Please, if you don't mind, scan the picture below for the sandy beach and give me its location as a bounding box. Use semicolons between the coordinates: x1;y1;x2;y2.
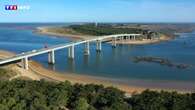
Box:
36;27;96;40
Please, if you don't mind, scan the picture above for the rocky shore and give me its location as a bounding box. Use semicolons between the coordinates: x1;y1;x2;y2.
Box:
133;56;191;69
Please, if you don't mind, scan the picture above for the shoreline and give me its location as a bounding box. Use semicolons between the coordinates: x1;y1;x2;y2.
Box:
1;50;195;95
36;26;173;44
0;50;145;94
114;34;172;45
36;27;96;40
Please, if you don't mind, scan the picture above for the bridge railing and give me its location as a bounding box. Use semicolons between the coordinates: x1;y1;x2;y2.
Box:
0;34;141;66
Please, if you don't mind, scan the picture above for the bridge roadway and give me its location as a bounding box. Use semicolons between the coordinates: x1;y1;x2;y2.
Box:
0;34;141;70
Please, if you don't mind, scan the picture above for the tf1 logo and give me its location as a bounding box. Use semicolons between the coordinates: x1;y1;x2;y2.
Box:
5;5;17;10
5;5;30;11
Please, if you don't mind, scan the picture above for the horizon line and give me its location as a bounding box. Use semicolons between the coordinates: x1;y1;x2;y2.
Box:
0;22;195;24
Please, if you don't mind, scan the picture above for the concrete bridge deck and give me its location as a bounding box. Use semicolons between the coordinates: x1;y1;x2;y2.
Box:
0;34;141;69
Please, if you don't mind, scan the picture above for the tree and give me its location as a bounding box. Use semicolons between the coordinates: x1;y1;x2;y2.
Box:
108;102;131;110
0;79;194;110
75;98;89;110
12;103;24;110
0;104;9;110
48;88;69;108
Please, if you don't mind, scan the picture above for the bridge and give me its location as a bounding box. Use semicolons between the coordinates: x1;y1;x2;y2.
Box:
0;34;141;70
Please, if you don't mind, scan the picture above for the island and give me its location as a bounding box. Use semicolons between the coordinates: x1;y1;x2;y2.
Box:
36;23;179;45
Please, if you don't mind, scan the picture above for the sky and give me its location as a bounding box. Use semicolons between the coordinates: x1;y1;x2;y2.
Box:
0;0;195;23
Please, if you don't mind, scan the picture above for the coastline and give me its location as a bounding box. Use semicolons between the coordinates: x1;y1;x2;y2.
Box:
0;26;193;95
36;27;96;40
1;50;195;95
36;26;173;44
115;34;172;45
0;50;145;94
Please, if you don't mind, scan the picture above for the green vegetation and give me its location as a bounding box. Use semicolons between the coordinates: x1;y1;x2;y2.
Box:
45;24;160;39
0;79;195;110
46;23;195;39
69;24;145;36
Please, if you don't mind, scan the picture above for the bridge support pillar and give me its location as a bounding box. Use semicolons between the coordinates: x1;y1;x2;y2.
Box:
122;36;125;43
112;37;117;48
96;40;102;52
68;45;75;59
122;36;125;42
131;35;134;40
133;35;136;40
119;37;121;40
127;36;130;40
22;57;28;70
84;42;90;55
48;50;55;64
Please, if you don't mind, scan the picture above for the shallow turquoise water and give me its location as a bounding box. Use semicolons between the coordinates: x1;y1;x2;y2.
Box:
0;24;195;82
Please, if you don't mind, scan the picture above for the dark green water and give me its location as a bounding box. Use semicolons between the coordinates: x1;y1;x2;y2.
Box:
0;24;195;83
